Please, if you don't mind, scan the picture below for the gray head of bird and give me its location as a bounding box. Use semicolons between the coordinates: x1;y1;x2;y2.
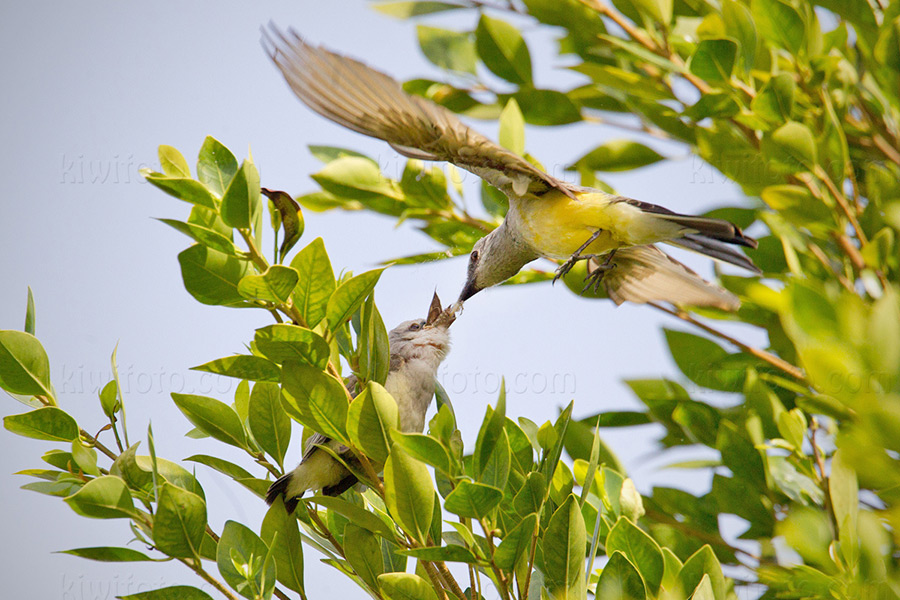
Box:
388;293;453;362
458;230;531;304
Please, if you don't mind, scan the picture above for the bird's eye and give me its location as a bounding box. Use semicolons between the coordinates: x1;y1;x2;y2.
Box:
470;250;479;261
409;322;421;331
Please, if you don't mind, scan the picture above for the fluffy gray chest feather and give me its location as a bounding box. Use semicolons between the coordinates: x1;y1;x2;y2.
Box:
385;358;438;434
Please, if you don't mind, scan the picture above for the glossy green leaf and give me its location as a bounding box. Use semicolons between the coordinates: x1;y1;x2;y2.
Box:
217;520;275;600
254;324;329;368
605;517;664;593
417;25;476;74
177;245;251;307
4;407;77;442
153;483;207;558
325;268;384;329
290;237;335;328
344;523;384;589
722;0;757;73
99;379;119;418
689;39;738;84
157;219;238;255
261;497;305;594
384;446;434;543
142;172;218;209
248;382;291;468
444;480;503;519
197;136;238;197
495;512;537;570
311;495;396;540
390;431;451;474
171;393;247;449
237;266;299;304
679;545;725;600
120;586;214;600
64;475;135;519
281;361;349;442
630;0;672;24
752;0;805;54
59;546;153;562
399;545;479;564
357;294;390;384
0;330;53;397
499;98;525;155
347;382;399;464
596;551;646;600
752;73;795;124
158;145;190;177
220;159;260;229
543;494;586;600
570;140;664;172
475;14;532;85
377;572;439;600
191;355;281;383
373;1;466;17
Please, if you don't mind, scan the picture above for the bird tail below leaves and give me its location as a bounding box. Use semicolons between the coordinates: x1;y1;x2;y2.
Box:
266;472;300;514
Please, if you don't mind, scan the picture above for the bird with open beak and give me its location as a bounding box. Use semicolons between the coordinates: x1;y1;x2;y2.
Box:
266;293;454;512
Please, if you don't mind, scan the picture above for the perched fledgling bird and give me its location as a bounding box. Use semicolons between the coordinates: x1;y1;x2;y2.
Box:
266;294;453;513
262;26;759;312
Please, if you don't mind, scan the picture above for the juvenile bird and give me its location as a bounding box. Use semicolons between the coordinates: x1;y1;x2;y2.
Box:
266;295;453;513
262;26;759;311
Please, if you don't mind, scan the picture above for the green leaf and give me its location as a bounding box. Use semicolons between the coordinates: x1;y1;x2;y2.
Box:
325;269;385;329
159;144;190;177
495;512;538;570
197;136;238;197
377;573;439;600
184;454;254;482
751;73;795;124
72;440;100;476
543;494;586;600
153;482;207;558
829;449;858;563
59;546;153;562
24;287;35;335
290;237;335;328
499;98;525;155
4;407;77;442
513;472;546;516
347;382;399;464
192;355;281;383
596;551;646;600
64;475;135;519
237;266;299;304
220;159;260;229
400;545;479;564
384;446;434;543
120;586;214;600
99;379;120;418
443;480;503;519
679;545;725;600
752;0;805;54
158;219;238;255
248;382;291;468
254;324;329;369
689;39;738;84
357;294;391;385
762;121;818;173
177;245;251;307
391;431;451;474
217;520;275;600
692;574;715;600
312;156;402;206
142;172;218;209
373;1;467;18
261;498;305;594
344;523;385;589
311;495;397;540
475;14;532;85
171;393;247;449
0;330;53;397
417;25;476;74
722;0;757;73
281;361;349;442
664;329;738;392
570;140;664;172
605;517;664;593
630;0;672;24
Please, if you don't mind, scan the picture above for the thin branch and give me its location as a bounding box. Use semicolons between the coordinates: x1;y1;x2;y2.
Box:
79;428;119;461
306;502;346;558
422;559;450;600
182;558;241;600
478;518;512;600
434;560;468;600
648;303;807;382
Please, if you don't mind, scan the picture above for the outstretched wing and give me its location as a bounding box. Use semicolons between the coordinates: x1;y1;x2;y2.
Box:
593;245;740;311
262;24;574;199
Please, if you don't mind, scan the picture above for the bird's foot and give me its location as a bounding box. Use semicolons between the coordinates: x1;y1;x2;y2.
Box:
552;229;605;285
581;250;618;294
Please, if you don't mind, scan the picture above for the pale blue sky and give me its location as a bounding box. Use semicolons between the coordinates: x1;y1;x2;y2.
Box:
0;2;758;597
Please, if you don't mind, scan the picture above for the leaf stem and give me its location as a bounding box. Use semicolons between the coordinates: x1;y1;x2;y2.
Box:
182;558;241;600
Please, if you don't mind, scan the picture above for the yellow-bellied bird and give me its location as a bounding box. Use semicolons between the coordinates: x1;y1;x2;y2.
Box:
262;26;759;312
266;295;453;513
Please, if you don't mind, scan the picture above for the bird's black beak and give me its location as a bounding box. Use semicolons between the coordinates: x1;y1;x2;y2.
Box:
458;279;480;303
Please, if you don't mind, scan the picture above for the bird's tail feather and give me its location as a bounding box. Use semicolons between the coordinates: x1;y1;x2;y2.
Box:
668;234;762;274
266;472;301;514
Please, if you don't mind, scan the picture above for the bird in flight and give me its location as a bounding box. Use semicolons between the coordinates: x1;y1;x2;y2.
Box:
262;25;759;311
